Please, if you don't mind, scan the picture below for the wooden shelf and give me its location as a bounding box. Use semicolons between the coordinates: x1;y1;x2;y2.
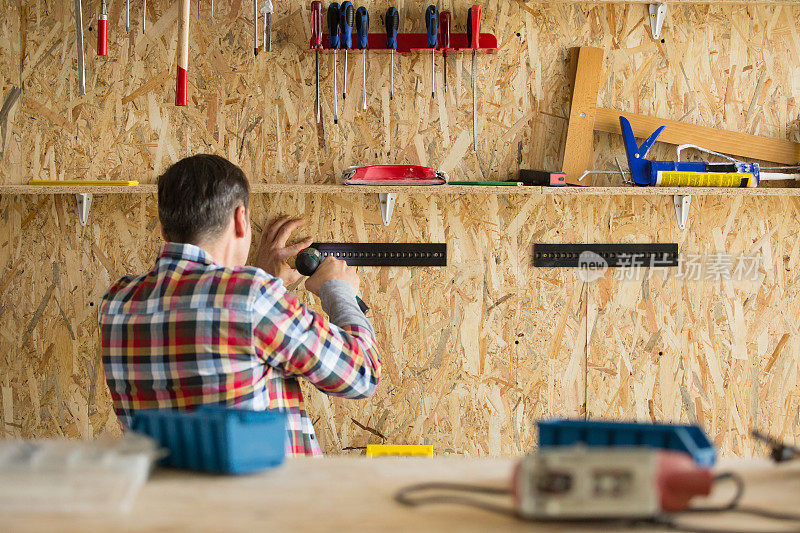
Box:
1;183;799;197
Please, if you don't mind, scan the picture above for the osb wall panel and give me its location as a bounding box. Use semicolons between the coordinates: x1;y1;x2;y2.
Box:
0;0;799;457
1;193;798;456
2;2;799;183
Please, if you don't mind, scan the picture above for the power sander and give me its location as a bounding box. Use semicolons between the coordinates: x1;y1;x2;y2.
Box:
296;248;369;313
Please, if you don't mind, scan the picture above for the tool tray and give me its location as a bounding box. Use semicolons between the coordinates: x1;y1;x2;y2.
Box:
130;407;286;474
538;419;716;467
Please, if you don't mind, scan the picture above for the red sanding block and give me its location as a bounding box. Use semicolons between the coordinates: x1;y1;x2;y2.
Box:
343;165;448;185
518;169;566;186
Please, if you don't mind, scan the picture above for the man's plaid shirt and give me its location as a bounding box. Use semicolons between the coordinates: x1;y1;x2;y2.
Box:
99;243;381;456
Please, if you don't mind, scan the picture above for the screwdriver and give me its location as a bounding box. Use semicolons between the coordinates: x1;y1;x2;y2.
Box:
356;6;368;111
467;5;481;150
126;0;130;31
311;1;323;123
440;11;451;93
340;2;354;100
97;0;108;56
327;3;340;124
263;0;273;52
253;0;259;56
385;7;398;101
425;5;438;99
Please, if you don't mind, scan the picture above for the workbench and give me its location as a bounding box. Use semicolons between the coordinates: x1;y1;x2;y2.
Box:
3;457;799;532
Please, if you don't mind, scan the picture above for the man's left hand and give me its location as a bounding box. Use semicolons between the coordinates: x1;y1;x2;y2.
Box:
255;216;313;286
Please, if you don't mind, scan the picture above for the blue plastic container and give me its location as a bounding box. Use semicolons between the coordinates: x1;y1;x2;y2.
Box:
538;419;716;467
130;407;286;474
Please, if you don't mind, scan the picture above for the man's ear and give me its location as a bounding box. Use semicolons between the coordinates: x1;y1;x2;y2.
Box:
233;205;248;238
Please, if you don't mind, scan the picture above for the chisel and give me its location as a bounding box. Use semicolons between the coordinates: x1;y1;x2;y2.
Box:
355;6;368;111
142;0;146;32
175;0;190;106
263;0;272;52
327;3;340;124
210;0;213;20
253;0;259;56
126;0;130;31
311;1;323;123
440;11;451;93
385;7;398;101
467;5;481;150
97;0;108;56
425;5;438;99
74;0;85;95
340;2;353;100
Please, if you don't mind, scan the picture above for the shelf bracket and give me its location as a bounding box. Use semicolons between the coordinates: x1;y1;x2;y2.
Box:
76;193;92;226
379;193;396;226
649;3;667;39
673;194;690;231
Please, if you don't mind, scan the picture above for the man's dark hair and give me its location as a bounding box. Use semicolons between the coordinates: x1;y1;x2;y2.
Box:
157;154;250;244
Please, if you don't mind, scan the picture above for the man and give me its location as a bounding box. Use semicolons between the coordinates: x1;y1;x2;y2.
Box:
98;154;380;456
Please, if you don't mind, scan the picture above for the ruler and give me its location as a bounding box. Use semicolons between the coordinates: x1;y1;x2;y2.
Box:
311;243;447;267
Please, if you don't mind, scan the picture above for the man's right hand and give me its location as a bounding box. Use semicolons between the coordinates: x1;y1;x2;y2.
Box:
305;256;361;297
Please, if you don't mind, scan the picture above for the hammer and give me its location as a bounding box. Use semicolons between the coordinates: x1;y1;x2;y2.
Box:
296;248;369;313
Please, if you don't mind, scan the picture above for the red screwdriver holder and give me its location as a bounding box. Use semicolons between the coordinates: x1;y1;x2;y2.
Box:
311;32;497;53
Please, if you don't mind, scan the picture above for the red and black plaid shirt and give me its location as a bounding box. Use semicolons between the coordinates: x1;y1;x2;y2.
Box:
99;243;381;456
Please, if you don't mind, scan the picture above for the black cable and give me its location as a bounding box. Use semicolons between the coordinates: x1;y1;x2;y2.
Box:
654;471;800;533
394;482;516;518
682;472;745;513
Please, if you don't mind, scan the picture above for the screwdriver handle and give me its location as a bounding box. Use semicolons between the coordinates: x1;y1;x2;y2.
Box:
440;11;451;50
355;6;368;49
310;1;323;49
385;7;398;49
97;0;108;56
425;5;438;49
340;1;353;49
327;3;340;48
467;4;481;49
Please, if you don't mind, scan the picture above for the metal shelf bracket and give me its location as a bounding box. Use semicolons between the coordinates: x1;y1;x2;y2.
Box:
649;3;667;39
379;193;396;226
76;193;92;226
674;194;690;231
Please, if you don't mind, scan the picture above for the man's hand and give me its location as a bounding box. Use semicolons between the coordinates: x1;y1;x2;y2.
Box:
254;216;313;285
305;256;361;297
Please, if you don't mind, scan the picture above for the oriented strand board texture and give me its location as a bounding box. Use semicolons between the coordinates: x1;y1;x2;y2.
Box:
1;193;799;457
0;1;799;456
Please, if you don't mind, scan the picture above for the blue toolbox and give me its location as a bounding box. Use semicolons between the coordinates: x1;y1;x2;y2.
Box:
538;419;716;467
130;407;286;474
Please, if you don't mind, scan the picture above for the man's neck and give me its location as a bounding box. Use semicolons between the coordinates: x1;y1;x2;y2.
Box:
192;239;239;268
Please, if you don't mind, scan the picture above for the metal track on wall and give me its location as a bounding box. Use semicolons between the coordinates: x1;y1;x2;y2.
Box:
311;243;447;267
533;244;678;268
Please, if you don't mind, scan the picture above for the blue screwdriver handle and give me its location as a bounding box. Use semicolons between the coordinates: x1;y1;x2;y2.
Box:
425;5;438;48
355;6;368;49
340;2;353;49
385;7;398;49
327;3;340;48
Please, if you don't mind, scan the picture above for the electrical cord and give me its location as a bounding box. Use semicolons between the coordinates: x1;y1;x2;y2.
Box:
394;472;800;533
393;482;516;518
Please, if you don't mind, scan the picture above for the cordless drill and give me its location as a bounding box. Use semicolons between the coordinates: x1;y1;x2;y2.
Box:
296;248;369;313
